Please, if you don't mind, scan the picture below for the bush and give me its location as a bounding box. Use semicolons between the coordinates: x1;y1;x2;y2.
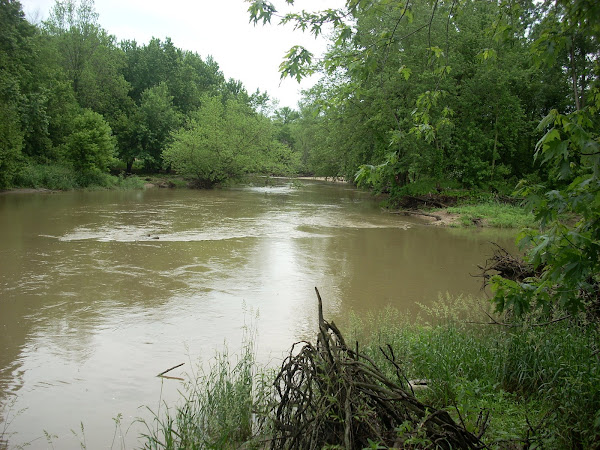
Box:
15;163;79;190
61;109;116;177
14;163;146;190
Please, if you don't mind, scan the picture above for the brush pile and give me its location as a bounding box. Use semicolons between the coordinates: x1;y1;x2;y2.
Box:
477;243;540;286
397;194;457;210
269;288;484;449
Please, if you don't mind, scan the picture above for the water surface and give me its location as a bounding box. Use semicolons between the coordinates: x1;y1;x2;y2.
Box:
0;181;514;448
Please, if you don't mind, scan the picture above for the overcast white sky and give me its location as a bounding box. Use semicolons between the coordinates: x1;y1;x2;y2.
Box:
19;0;344;109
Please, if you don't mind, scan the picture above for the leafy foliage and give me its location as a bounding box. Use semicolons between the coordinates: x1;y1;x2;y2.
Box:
1;0;302;189
490;1;600;318
164;96;290;187
492;106;600;317
60;108;115;178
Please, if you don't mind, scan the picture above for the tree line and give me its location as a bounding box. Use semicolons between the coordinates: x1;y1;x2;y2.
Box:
0;0;301;189
261;0;597;196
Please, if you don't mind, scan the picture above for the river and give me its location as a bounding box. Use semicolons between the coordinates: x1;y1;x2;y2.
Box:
0;180;514;448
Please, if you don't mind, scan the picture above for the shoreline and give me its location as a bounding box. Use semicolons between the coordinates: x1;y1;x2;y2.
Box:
0;188;58;195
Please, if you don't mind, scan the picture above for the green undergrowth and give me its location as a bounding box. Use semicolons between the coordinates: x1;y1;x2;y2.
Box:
347;295;600;448
139;295;600;449
12;163;146;190
384;178;537;229
441;202;537;228
142;174;189;188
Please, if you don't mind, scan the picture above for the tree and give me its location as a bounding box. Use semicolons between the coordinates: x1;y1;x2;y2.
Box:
44;0;130;128
273;106;300;148
135;82;182;171
44;0;99;97
61;108;115;178
0;0;36;188
164;96;270;187
164;94;296;186
248;0;548;190
491;0;600;318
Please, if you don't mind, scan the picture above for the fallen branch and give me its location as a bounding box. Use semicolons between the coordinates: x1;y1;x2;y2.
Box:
157;363;184;377
406;194;449;208
388;209;443;221
476;243;540;288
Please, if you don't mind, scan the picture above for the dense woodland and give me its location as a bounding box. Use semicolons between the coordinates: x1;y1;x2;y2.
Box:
1;0;597;194
271;0;598;194
0;0;302;189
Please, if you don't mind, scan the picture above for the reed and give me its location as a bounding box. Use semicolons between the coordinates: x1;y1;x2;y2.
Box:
140;331;267;449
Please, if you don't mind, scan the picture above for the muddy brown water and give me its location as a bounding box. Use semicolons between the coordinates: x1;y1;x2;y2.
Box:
0;180;515;448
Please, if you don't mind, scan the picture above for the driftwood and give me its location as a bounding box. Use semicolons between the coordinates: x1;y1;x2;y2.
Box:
157;362;184;378
270;288;485;449
388;209;444;221
477;243;540;288
396;194;457;210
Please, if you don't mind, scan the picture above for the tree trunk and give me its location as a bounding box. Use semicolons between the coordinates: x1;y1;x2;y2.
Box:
491;114;499;183
570;37;581;111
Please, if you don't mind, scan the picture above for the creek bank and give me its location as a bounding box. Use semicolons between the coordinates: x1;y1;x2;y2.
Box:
390;208;462;226
387;193;534;228
0;188;57;195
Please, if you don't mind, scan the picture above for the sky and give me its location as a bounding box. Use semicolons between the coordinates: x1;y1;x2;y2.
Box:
19;0;344;109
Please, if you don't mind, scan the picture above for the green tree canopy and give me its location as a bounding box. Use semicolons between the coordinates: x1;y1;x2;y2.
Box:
61;108;115;177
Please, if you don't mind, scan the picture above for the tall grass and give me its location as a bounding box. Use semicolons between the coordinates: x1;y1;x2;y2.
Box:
347;295;600;447
141;332;268;449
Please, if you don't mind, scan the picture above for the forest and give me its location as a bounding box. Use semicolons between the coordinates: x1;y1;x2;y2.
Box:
3;0;597;313
1;0;597;196
0;0;302;190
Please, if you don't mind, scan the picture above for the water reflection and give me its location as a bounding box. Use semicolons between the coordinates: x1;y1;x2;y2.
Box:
0;181;515;448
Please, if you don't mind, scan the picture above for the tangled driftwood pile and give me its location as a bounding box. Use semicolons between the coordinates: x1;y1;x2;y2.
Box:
269;288;484;449
397;194;456;210
477;243;540;286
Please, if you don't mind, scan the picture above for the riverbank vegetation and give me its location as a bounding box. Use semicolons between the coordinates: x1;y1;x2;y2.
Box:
2;0;597;201
145;0;600;447
441;201;537;228
141;294;600;449
1;0;302;191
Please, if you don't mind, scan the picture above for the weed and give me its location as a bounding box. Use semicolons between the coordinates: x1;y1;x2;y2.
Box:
141;332;265;449
346;296;600;447
443;202;537;228
13;164;146;190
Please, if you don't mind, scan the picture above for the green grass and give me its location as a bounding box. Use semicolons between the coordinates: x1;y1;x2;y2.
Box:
347;295;600;448
141;327;270;449
442;202;537;228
